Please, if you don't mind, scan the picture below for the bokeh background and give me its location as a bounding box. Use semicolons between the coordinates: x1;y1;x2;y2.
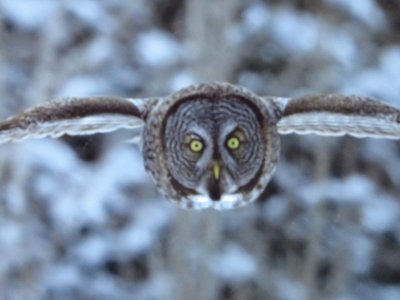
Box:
0;0;400;299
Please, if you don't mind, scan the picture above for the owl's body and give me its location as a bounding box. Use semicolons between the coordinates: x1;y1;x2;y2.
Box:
0;82;400;209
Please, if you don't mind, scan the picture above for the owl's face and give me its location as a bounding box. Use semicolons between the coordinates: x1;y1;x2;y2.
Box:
143;83;280;210
164;97;266;206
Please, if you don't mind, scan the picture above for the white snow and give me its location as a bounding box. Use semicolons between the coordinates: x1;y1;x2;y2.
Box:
361;194;400;233
275;276;307;300
270;8;319;55
84;37;115;67
327;0;385;29
65;0;107;29
297;175;377;206
169;72;195;91
18;140;80;173
349;234;374;274
242;2;270;33
116;223;154;255
335;175;376;203
73;236;111;266
98;144;149;185
263;195;290;224
211;243;256;282
0;223;22;251
57;76;110;97
323;30;358;69
136;30;181;67
341;46;400;104
0;0;58;29
45;264;81;289
134;201;173;232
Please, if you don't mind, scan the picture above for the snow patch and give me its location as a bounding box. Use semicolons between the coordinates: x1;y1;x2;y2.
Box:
169;72;195;91
58;76;110;97
116;223;153;255
323;30;358;68
65;0;107;28
341;46;400;104
46;264;81;289
263;195;290;224
73;236;111;266
242;2;270;33
327;0;385;29
270;8;319;55
136;30;181;67
350;235;374;274
211;243;256;282
361;195;399;233
0;0;57;29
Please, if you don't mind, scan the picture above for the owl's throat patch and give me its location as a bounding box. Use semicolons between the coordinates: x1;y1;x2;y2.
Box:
207;178;222;201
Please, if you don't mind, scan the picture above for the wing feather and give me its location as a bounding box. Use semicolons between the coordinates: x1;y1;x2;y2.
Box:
0;96;148;143
274;94;400;139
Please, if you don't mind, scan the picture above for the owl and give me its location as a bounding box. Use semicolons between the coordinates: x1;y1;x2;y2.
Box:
0;82;399;210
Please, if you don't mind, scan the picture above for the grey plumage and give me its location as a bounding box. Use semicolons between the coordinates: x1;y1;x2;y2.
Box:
1;82;400;209
0;97;148;143
142;82;280;209
276;94;400;138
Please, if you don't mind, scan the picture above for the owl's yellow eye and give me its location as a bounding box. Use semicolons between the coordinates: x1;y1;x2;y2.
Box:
189;139;204;153
226;136;240;150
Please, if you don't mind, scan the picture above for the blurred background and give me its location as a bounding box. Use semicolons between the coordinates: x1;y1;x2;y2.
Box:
0;0;400;299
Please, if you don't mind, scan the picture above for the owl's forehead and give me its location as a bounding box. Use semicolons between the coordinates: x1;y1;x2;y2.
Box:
169;96;261;123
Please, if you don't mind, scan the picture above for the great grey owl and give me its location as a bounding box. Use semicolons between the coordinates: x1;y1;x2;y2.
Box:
0;82;399;210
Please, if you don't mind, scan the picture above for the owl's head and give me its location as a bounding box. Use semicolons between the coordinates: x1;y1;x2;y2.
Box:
143;82;280;210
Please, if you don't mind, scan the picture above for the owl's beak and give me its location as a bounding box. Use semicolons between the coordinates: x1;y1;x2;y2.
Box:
212;161;221;180
207;161;222;201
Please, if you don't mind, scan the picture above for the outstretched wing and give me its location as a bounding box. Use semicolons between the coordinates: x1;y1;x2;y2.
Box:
272;94;400;139
0;96;150;143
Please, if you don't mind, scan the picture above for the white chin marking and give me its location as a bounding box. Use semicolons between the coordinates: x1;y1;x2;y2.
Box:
184;193;248;210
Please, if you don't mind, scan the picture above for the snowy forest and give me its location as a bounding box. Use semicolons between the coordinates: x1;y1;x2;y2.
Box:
1;0;400;299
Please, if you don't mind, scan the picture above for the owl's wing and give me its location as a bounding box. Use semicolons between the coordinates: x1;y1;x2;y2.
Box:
0;96;152;143
271;94;400;139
